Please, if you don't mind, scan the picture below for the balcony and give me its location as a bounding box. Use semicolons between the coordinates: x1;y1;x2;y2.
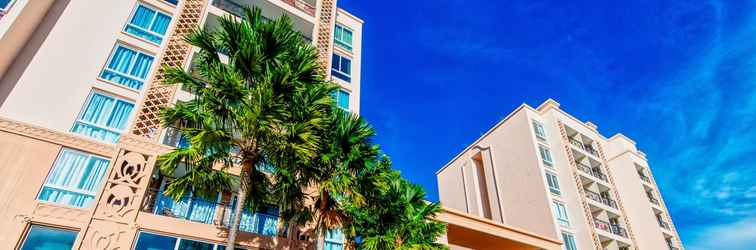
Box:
638;173;651;183
611;224;629;238
584;190;618;209
141;189;281;236
568;138;599;157
647;194;660;205
593;219;628;238
162;127;190;148
658;219;671;230
576;162;608;182
212;0;315;18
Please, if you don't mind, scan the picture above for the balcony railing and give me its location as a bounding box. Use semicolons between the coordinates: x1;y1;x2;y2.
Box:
568;138;599;157
576;162;608;182
593;219;628;238
648;195;660;205
162;127;190;148
213;0;315;18
594;218;611;232
584;190;618;209
141;189;281;236
638;173;651;183
658;219;671;230
611;224;629;238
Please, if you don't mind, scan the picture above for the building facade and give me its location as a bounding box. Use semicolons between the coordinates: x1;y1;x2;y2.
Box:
0;0;362;249
437;99;684;250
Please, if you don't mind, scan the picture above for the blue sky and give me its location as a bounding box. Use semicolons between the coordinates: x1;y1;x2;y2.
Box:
338;0;756;249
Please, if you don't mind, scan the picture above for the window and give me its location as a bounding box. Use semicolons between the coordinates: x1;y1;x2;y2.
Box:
334;24;353;51
545;172;561;195
561;232;578;250
325;229;345;250
100;44;155;90
134;231;243;250
71;91;135;143
553;201;570;227
1;0;16;11
333;89;350;110
124;3;172;44
331;53;351;82
19;225;78;250
37;149;110;208
532;120;546;139
539;145;553;166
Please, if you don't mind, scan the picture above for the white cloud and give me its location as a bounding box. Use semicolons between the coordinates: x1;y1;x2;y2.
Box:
686;217;756;250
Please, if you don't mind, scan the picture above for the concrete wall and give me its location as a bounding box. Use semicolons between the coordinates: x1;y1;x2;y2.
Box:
438;106;559;240
0;0;177;135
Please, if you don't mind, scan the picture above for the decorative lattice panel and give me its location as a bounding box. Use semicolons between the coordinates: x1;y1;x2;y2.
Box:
314;0;337;74
130;0;208;139
557;122;604;250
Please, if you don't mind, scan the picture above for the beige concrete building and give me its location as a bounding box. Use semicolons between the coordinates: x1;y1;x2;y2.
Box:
0;0;363;249
437;99;684;250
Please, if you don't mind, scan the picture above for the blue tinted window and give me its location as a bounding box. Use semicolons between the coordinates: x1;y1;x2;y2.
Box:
331;54;351;82
134;232;177;250
177;239;214;250
20;225;78;250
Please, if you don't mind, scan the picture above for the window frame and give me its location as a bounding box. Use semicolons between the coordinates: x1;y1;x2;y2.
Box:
71;90;136;143
333;23;353;51
123;2;172;45
532;120;547;140
552;201;570;227
561;232;578;250
99;43;156;90
37;148;110;208
335;89;350;110
539;145;554;166
331;53;352;82
19;224;79;250
545;171;561;195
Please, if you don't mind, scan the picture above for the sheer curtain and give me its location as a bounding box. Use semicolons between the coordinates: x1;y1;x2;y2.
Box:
38;149;110;208
101;45;154;90
72;92;134;143
125;4;172;44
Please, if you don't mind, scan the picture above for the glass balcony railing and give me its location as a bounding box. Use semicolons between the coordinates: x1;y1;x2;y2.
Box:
162;127;190;148
611;224;629;238
141;189;281;237
638;173;651;183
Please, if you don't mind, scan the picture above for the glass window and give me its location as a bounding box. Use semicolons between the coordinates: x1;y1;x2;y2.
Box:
324;229;345;250
124;4;172;44
532;120;546;139
562;232;578;250
333;89;350;110
177;239;214;250
133;232;178;250
37;149;110;208
20;225;78;250
1;0;15;11
100;44;155;90
545;172;561;195
71;91;135;143
331;54;351;82
539;145;553;166
553;201;570;227
333;24;353;51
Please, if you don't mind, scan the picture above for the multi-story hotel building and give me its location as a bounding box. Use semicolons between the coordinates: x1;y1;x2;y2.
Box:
436;99;684;250
0;0;361;249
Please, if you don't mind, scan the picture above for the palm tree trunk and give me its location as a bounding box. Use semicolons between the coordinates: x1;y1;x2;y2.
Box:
317;228;326;250
226;161;252;249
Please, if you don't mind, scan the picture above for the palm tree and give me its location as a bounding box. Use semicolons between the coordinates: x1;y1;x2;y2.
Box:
347;166;448;250
157;7;333;249
310;110;377;249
